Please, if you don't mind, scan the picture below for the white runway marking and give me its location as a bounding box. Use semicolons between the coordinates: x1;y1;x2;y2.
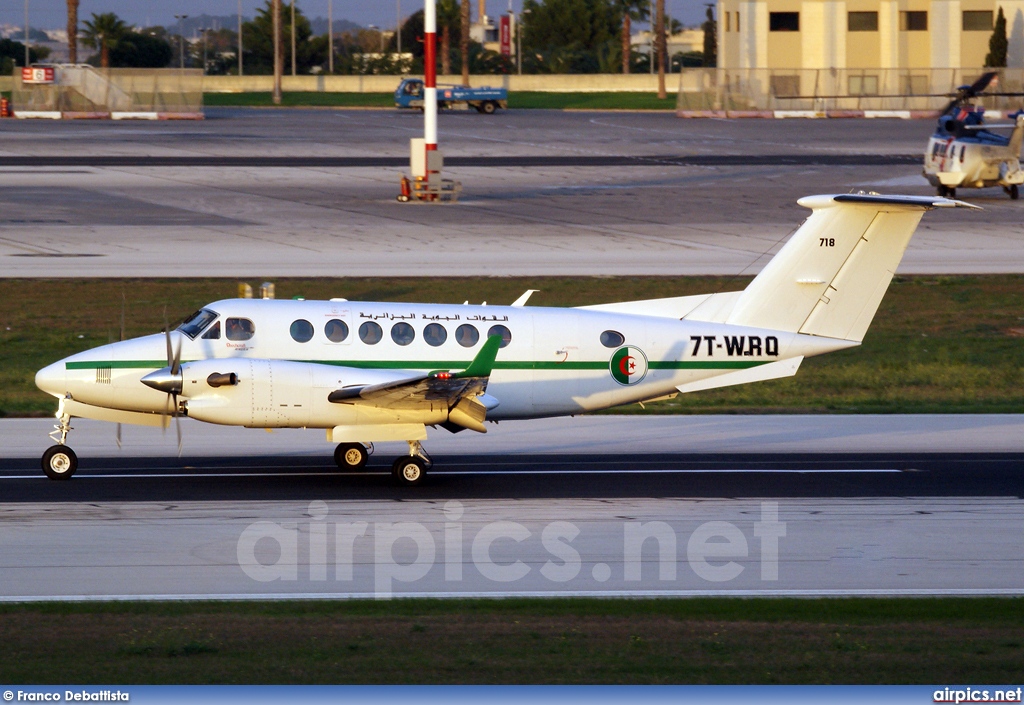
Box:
1;588;1022;603
0;467;903;480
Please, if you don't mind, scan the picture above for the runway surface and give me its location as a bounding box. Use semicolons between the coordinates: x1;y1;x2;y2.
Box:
1;416;1021;599
1;109;1021;277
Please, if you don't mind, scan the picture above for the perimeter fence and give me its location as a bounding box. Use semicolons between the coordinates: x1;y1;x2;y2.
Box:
677;67;1024;113
11;65;203;118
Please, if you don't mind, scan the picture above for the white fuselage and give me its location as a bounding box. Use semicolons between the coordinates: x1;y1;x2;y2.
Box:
36;297;853;430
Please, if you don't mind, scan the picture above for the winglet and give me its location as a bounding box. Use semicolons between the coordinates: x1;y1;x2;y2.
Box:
460;334;503;377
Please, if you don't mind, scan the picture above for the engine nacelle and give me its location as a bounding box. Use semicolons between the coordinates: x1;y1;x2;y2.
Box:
179;358;448;429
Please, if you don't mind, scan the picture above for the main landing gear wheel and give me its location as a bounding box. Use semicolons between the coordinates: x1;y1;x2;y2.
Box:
1006;184;1019;200
42;444;77;481
334;443;369;470
938;185;956;198
391;456;427;486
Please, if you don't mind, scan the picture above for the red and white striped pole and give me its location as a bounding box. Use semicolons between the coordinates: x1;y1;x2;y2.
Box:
423;0;438;160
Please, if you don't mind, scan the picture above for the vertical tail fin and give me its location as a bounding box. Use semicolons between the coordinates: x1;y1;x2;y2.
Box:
725;194;978;342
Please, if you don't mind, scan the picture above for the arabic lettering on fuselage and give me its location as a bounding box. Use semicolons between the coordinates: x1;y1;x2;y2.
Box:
357;311;508;322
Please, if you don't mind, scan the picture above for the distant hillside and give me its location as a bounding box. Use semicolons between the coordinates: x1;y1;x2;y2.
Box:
162;14;361;36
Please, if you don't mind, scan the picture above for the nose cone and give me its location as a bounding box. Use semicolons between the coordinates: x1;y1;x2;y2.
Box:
35;361;67;397
141;367;182;395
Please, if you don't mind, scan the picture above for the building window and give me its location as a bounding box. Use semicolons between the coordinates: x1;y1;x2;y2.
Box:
725;11;730;32
963;11;993;31
736;12;739;32
848;75;879;95
769;12;799;31
770;75;800;97
901;74;929;95
848;11;878;32
900;11;927;31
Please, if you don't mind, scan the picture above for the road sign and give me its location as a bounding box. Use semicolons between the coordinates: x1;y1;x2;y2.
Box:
22;67;55;84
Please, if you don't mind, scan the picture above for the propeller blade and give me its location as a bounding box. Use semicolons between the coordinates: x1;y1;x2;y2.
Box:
969;71;998;96
175;407;183;457
120;292;126;342
171;334;182;377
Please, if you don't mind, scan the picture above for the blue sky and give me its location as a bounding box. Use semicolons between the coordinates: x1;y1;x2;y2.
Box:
0;1;706;33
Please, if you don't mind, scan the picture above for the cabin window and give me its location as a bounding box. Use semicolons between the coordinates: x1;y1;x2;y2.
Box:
455;324;479;347
391;322;415;346
290;319;314;343
488;324;512;348
325;319;348;342
848;11;878;31
600;330;625;348
225;318;255;341
201;321;221;340
423;323;447;347
962;11;992;31
900;11;927;31
769;12;799;31
178;308;219;339
359;321;383;345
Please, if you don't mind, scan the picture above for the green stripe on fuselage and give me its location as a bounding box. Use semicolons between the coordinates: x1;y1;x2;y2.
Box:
65;359;769;371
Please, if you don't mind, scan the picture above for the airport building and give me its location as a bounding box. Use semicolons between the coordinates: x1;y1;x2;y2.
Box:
717;0;1024;72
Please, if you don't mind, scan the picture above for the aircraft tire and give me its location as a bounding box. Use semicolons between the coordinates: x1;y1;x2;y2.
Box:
391;456;426;486
42;444;77;481
1009;185;1019;200
334;443;368;470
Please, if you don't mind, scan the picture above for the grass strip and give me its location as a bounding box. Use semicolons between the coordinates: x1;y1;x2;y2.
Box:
1;598;1022;684
202;91;677;110
2;275;1022;417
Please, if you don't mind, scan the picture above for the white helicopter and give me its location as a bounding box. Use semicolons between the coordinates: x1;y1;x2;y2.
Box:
35;193;973;485
923;71;1024;199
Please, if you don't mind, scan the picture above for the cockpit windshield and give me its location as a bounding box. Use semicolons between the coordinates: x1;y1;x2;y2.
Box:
177;308;219;339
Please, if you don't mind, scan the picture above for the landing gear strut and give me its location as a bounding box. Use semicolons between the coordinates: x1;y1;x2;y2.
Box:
938;185;957;198
1005;184;1019;200
391;440;432;486
42;401;77;480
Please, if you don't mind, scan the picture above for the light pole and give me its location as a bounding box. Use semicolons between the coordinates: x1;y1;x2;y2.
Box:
24;0;29;67
290;0;296;76
175;14;189;69
328;0;333;74
238;0;243;76
517;8;530;75
200;27;208;75
396;0;402;56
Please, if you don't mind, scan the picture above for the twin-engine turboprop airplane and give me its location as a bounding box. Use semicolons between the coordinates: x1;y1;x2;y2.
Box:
35;193;974;485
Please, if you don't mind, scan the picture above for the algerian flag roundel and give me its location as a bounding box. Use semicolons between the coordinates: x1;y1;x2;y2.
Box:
610;346;648;386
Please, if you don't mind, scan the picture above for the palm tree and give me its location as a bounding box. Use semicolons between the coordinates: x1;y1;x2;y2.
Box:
616;0;649;74
655;0;666;98
460;0;470;84
66;0;79;63
81;12;129;68
438;0;460;75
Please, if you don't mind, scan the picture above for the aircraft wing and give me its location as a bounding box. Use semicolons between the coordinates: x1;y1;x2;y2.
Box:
327;335;502;430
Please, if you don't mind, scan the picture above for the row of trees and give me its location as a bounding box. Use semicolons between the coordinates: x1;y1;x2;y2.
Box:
50;0;711;75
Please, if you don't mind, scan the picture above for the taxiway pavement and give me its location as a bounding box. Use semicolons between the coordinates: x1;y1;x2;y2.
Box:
1;110;1021;277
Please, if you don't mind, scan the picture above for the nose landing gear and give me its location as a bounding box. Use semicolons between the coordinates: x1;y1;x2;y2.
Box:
42;402;77;480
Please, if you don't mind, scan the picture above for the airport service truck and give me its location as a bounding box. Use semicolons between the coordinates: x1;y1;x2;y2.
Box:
394;78;507;114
